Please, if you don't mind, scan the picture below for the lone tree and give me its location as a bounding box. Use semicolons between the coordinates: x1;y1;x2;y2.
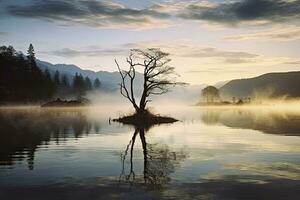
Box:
201;86;220;103
115;48;181;116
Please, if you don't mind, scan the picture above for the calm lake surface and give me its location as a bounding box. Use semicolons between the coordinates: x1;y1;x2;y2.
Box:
0;105;300;199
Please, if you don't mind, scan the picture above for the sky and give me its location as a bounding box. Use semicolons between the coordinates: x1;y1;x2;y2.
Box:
0;0;300;85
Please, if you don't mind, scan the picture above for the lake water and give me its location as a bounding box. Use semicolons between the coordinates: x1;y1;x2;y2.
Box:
0;105;300;199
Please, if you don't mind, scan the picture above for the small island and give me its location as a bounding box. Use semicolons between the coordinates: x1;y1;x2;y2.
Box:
197;86;252;106
113;110;178;128
41;98;88;107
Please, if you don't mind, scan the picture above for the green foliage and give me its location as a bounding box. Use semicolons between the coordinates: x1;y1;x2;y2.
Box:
72;74;98;92
0;45;56;102
84;76;92;90
72;73;85;91
54;70;60;85
27;44;35;58
61;74;69;87
93;78;101;89
27;43;36;69
0;44;101;103
72;73;89;99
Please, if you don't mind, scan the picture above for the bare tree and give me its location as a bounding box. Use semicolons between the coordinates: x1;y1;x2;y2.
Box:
119;126;187;188
115;48;182;115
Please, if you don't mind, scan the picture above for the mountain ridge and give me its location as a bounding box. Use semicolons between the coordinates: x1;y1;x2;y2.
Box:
220;71;300;99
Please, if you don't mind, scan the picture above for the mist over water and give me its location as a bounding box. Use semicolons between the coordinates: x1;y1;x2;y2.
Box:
0;104;300;199
86;84;202;109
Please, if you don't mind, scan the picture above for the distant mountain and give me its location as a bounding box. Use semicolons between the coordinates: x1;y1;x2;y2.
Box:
214;80;229;89
37;60;143;91
220;71;300;99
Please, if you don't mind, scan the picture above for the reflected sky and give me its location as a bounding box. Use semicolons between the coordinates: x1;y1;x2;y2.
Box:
0;106;299;199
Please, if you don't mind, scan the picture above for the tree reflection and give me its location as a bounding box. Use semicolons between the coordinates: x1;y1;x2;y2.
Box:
200;108;300;136
0;110;101;169
119;125;187;189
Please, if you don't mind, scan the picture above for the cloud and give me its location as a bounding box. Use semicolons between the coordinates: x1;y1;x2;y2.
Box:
121;40;259;60
6;0;170;29
178;47;258;60
225;26;300;41
137;41;260;64
179;0;300;26
42;47;127;57
283;61;300;65
5;0;300;29
0;32;7;35
42;41;259;64
186;68;247;73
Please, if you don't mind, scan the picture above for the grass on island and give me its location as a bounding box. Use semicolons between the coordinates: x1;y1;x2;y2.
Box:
113;110;178;128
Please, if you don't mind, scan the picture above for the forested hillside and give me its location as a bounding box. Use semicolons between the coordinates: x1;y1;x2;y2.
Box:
220;71;300;99
0;45;100;103
0;45;55;102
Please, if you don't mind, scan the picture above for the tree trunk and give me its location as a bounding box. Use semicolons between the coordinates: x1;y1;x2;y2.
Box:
139;128;148;183
133;104;140;114
139;94;146;115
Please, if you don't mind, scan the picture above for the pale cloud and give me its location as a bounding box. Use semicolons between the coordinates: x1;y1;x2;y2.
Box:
42;47;127;57
0;32;9;38
43;40;300;67
225;26;300;41
43;40;260;64
186;68;247;73
120;40;260;63
283;61;300;65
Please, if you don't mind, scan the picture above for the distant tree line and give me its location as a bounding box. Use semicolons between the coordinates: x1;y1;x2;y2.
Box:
53;70;101;98
0;44;101;103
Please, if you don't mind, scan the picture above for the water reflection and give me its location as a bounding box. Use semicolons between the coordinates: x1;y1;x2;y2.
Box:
0;109;100;169
200;108;300;135
119;125;187;189
0;106;299;199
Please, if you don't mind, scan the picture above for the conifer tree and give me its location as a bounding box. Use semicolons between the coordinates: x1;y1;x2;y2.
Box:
85;76;92;90
93;78;101;89
61;74;69;88
27;43;36;68
0;45;56;102
54;70;60;85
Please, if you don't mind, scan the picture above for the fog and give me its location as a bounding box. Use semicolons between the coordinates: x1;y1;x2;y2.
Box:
2;83;300;119
86;85;202;109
